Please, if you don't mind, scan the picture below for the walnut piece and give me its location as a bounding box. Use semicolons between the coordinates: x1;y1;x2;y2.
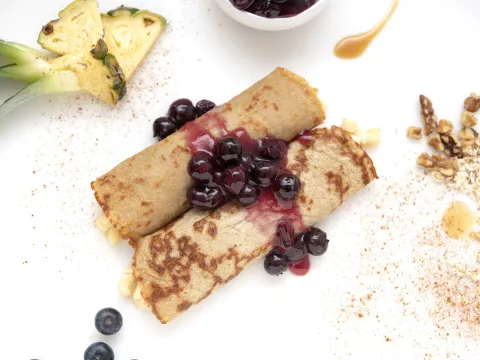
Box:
417;152;458;176
420;95;438;135
407;126;422;140
437;119;453;134
427;133;444;151
459;128;476;141
440;133;462;158
461;111;478;127
464;93;480;113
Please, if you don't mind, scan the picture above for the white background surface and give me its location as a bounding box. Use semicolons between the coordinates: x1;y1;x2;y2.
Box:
1;0;480;359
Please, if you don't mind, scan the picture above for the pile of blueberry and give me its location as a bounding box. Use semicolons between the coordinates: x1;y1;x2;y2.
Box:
187;135;301;210
264;222;329;275
153;98;216;140
230;0;318;18
83;308;124;360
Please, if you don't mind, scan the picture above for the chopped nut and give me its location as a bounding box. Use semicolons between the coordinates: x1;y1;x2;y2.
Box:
461;111;478;127
417;152;458;176
364;128;380;147
440;133;462;158
341;118;358;134
464;93;480;113
437;119;453;134
427;133;444;151
420;94;438;135
417;153;434;167
459;128;476;142
407;126;422;140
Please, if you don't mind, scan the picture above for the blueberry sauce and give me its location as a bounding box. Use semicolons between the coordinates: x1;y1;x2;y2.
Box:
182;116;328;276
230;0;318;19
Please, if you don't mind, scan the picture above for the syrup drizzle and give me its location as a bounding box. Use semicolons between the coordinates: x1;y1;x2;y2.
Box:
334;0;399;59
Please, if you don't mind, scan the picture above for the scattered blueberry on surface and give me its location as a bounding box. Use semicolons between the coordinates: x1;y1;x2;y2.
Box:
195;99;216;117
305;227;329;256
264;247;288;275
237;183;261;206
153;116;176;140
273;173;301;201
168;98;196;128
188;152;215;183
95;308;123;336
188;184;225;210
84;342;114;360
214;137;242;166
252;160;278;187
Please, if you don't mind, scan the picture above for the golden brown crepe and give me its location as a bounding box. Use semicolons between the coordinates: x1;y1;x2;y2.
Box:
133;126;377;324
92;67;325;242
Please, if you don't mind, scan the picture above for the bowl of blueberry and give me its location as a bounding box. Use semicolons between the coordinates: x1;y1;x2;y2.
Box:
216;0;329;31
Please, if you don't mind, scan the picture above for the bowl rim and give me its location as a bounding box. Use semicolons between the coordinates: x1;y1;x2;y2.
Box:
219;0;328;22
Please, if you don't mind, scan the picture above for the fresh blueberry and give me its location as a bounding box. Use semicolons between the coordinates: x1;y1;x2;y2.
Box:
222;166;247;195
275;221;294;248
305;227;329;256
188;152;215;183
260;139;287;161
187;184;225;210
214;137;242;166
168;98;196;128
84;342;114;360
284;231;308;263
153;116;176;140
273;173;301;201
195;99;216;117
239;153;256;172
230;0;255;9
95;308;123;336
237;183;261;206
252;160;278;187
264;247;288;275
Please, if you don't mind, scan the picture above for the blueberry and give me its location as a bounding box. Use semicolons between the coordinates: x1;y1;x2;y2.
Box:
237;183;261;206
239;153;256;172
84;342;114;360
188;152;215;183
252;160;278;188
284;231;308;263
275;221;294;248
264;247;288;275
230;0;255;9
273;174;301;201
168;98;196;128
253;0;281;18
195;99;216;117
222;166;247;195
260;139;287;161
95;308;123;336
187;184;225;210
153;116;176;140
305;227;329;256
214;137;242;166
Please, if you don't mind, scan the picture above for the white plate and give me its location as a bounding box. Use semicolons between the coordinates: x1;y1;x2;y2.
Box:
1;0;480;359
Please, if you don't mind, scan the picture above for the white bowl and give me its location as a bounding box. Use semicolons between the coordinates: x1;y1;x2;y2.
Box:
215;0;329;31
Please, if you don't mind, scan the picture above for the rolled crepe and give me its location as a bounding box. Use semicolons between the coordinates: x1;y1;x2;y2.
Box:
133;126;377;324
92;67;325;241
